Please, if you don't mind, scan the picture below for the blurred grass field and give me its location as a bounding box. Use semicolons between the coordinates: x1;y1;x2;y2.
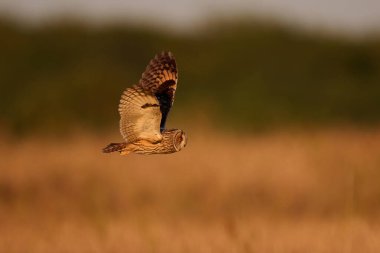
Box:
1;127;380;252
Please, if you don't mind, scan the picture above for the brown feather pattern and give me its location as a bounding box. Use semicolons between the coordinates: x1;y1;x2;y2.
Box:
120;129;184;155
118;85;161;143
139;51;178;131
102;142;127;153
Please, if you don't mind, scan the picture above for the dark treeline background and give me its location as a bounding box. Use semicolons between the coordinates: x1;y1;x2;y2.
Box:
1;18;380;135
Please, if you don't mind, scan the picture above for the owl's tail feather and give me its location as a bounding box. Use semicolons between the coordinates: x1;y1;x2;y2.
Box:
102;142;127;153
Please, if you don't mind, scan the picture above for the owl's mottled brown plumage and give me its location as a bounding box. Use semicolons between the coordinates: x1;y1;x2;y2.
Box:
140;52;178;131
103;51;187;155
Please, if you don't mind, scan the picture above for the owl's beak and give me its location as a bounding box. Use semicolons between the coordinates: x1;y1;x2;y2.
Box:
183;132;188;147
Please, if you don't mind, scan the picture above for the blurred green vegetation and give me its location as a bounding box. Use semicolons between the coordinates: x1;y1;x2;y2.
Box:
0;18;380;135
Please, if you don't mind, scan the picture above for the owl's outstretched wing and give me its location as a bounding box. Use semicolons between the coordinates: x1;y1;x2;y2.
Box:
139;51;178;131
118;85;162;143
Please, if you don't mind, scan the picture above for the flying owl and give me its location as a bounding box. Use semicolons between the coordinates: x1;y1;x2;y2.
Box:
102;51;187;155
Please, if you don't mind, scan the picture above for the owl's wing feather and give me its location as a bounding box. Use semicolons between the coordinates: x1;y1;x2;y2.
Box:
118;85;162;143
139;51;178;131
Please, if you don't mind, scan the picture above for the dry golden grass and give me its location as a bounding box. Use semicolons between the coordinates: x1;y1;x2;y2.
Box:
1;127;380;252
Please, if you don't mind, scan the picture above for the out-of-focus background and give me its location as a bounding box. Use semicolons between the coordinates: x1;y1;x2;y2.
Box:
1;1;380;252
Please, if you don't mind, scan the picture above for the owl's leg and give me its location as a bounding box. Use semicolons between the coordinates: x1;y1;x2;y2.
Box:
119;144;135;155
120;149;131;156
139;132;163;144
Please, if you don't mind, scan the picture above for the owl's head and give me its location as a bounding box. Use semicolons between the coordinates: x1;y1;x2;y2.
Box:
173;129;187;152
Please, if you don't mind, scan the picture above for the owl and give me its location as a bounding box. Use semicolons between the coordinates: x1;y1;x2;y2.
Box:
103;51;187;155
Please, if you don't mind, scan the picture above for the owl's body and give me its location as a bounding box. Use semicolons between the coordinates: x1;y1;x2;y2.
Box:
103;52;187;155
104;129;187;155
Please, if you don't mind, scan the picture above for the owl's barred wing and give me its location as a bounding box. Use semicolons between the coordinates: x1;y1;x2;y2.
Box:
118;85;162;143
139;51;178;131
